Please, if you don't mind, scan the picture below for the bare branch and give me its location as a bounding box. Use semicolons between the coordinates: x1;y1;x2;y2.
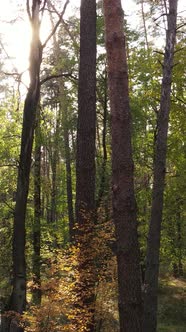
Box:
154;50;165;56
40;0;47;20
172;95;186;105
0;40;11;59
2;70;29;90
47;0;79;51
2;200;15;213
154;13;167;22
40;72;78;85
3;71;21;78
158;59;164;67
176;23;186;30
174;47;185;54
42;0;70;49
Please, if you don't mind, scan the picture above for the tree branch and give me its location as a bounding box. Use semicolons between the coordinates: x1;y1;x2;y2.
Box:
40;0;47;19
2;200;15;213
154;13;167;22
47;0;79;52
172;95;186;105
154;50;165;56
176;23;186;30
42;0;70;49
0;164;18;168
40;72;78;85
174;47;185;54
2;70;29;89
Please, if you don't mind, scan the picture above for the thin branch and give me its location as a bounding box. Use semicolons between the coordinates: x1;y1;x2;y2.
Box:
154;13;167;22
2;200;15;213
0;164;18;168
154;21;167;31
2;135;21;139
172;95;186;105
176;23;186;30
42;0;70;49
158;59;164;67
174;47;185;54
40;0;47;19
153;50;165;56
40;72;78;85
2;70;29;90
0;40;11;59
3;71;21;77
47;0;79;51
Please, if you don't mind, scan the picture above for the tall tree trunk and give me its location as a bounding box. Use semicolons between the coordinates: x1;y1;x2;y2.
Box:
75;0;96;330
103;1;142;332
32;106;41;305
50;111;59;224
63;112;74;241
96;69;108;211
4;2;42;331
143;1;178;331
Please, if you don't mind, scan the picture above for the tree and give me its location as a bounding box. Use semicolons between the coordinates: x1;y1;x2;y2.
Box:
2;1;69;331
75;0;97;330
7;2;42;330
143;1;178;331
103;1;142;331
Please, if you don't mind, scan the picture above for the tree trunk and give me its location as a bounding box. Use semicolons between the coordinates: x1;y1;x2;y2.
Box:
103;1;142;331
143;1;178;331
3;2;42;331
50;112;59;224
64;119;74;241
32;106;41;305
96;68;108;211
75;0;96;330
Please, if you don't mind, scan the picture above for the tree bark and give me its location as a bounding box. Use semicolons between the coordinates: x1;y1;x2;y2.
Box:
143;1;178;331
103;1;142;331
75;0;96;330
76;2;96;221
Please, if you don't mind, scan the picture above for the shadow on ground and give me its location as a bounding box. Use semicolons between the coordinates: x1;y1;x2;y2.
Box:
158;278;186;332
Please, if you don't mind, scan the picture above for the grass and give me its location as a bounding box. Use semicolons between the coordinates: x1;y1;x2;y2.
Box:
157;277;186;332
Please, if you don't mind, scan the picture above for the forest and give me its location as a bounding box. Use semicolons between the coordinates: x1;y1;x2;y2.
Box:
0;0;185;331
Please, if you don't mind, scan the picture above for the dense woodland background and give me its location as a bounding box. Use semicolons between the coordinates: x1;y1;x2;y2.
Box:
0;0;185;331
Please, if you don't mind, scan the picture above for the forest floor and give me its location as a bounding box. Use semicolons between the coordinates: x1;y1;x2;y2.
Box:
157;277;186;332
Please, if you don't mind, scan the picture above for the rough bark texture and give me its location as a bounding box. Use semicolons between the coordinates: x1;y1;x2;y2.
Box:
76;0;96;223
103;1;142;331
2;2;42;331
75;0;96;330
143;1;178;331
